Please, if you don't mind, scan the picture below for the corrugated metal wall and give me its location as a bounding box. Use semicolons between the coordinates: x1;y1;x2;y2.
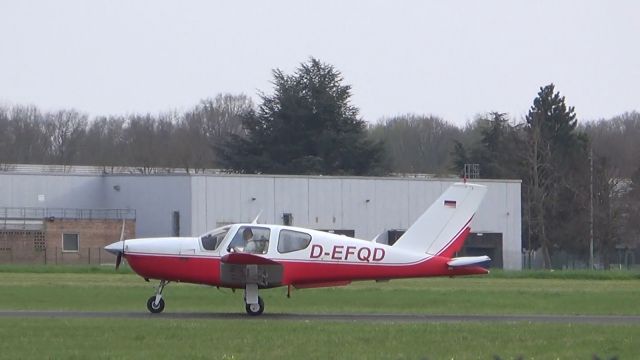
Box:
189;175;521;270
0;173;521;269
0;174;105;208
0;174;191;238
102;176;191;238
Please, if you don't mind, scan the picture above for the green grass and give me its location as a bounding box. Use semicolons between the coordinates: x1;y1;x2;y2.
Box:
1;272;639;315
488;268;640;280
0;264;134;274
0;318;636;359
2;264;639;280
1;267;639;359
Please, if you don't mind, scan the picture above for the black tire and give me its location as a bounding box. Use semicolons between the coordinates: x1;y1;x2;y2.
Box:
245;296;264;316
147;296;165;314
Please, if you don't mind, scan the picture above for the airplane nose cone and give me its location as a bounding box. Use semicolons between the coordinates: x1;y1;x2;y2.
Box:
105;241;124;255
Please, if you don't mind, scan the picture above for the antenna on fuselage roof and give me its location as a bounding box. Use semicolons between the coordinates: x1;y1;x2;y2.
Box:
251;211;262;224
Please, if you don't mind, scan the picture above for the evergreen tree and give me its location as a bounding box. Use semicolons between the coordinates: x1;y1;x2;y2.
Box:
477;112;523;179
218;58;384;175
449;112;522;179
450;140;470;176
524;84;588;268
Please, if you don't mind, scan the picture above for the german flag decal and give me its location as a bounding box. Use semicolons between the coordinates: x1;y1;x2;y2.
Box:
444;200;456;208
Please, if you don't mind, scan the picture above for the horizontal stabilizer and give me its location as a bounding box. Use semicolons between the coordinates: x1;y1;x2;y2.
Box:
221;253;281;266
447;255;491;268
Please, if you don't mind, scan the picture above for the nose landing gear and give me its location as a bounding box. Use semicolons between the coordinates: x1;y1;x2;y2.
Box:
144;279;266;316
146;280;169;314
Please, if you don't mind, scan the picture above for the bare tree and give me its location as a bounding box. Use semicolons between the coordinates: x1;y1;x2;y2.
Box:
583;112;640;178
0;106;11;164
122;114;161;173
183;94;254;168
592;157;625;268
44;109;88;165
200;94;253;144
82;116;127;169
7;105;50;164
174;111;210;173
369;114;461;174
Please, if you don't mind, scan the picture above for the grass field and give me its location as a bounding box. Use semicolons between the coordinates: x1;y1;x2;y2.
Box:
1;319;638;359
2;271;639;315
1;266;639;359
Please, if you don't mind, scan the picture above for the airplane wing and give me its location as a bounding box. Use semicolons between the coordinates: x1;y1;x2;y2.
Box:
220;253;283;288
447;255;491;268
221;253;281;266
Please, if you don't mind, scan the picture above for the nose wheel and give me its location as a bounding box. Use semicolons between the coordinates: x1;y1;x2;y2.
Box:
146;280;169;314
245;296;264;316
147;296;165;313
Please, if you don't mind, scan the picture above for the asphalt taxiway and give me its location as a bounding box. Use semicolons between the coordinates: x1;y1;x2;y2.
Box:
1;311;639;324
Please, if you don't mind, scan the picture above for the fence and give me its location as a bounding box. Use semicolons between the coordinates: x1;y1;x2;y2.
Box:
522;248;639;270
0;246;118;265
0;207;136;222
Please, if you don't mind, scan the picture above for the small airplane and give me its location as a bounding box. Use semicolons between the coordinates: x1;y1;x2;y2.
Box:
105;182;490;315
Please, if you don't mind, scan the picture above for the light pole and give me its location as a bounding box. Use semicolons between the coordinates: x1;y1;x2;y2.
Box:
589;146;594;270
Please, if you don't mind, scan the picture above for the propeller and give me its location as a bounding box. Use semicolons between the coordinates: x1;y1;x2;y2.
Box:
115;218;126;270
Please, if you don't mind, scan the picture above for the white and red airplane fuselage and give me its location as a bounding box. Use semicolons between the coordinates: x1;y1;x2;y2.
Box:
106;183;490;315
117;224;485;286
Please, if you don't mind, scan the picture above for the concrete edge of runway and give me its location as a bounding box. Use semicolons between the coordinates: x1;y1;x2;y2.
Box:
1;310;639;324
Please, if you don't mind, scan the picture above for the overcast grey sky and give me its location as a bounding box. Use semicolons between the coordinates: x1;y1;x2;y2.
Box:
1;0;638;125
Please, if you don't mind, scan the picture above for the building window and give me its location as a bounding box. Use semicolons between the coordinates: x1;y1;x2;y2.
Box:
278;230;311;253
62;233;79;252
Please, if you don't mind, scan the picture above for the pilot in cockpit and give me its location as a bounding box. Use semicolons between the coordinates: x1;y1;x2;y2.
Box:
242;227;258;253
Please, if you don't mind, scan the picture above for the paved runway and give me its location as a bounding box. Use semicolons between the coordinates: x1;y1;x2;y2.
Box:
1;310;639;324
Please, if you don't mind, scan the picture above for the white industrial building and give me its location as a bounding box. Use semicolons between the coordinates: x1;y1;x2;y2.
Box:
0;167;522;269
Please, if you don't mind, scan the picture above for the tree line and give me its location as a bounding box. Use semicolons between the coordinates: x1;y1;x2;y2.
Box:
0;94;252;173
1;58;639;268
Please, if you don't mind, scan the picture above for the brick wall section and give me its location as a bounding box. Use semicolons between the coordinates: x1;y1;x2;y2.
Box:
43;219;136;265
0;230;45;263
0;219;136;264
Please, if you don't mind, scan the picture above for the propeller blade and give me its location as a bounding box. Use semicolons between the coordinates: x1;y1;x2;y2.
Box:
117;219;126;270
120;218;126;241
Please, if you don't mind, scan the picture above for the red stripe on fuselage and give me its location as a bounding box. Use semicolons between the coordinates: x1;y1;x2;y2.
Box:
125;252;488;287
280;256;486;285
126;253;222;284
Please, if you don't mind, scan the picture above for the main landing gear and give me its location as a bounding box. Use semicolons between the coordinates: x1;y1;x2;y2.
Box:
244;283;265;316
245;297;264;316
144;279;266;316
146;280;169;314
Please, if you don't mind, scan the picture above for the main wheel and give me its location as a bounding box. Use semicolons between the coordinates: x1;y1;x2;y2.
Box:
245;296;264;316
147;296;165;314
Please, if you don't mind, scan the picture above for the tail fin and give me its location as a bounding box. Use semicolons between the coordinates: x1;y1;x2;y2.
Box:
393;183;487;257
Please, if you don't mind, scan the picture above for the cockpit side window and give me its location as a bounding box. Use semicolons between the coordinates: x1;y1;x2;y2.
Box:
278;230;312;253
201;228;229;251
227;226;270;254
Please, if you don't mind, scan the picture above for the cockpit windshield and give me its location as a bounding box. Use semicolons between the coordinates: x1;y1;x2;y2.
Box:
200;226;230;251
227;226;270;254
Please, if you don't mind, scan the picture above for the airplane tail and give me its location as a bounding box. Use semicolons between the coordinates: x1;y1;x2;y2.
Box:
393;183;487;258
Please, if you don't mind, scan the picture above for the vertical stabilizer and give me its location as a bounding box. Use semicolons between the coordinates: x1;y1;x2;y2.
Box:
393;183;487;257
